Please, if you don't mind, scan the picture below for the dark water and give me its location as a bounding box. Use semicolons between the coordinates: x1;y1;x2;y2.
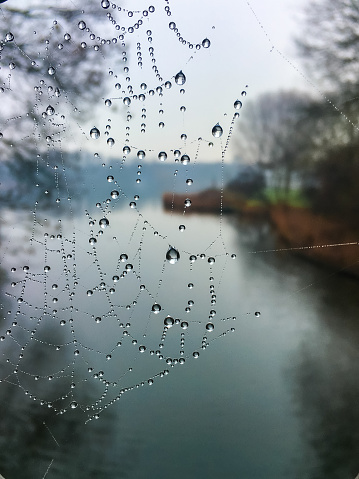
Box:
1;206;359;479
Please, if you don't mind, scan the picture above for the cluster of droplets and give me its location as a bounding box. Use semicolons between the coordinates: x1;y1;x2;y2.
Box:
0;0;251;423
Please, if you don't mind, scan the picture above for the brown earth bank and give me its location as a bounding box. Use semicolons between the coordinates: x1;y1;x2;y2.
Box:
162;189;268;216
270;205;359;277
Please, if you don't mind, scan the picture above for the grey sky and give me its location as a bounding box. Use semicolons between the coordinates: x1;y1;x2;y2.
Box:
5;0;312;162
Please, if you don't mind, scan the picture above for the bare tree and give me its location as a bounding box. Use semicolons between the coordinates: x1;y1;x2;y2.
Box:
235;90;313;197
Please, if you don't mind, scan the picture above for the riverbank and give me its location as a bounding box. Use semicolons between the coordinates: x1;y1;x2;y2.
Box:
162;190;359;277
270;205;359;277
162;189;268;216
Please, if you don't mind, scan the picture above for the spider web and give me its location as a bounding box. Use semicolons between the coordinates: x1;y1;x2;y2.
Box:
0;0;241;423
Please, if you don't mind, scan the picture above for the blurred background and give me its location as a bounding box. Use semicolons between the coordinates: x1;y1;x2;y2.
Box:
0;0;359;478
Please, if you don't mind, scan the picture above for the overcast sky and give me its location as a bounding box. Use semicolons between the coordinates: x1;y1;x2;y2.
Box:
5;0;313;162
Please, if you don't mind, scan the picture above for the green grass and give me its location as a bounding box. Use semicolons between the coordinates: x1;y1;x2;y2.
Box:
262;187;310;208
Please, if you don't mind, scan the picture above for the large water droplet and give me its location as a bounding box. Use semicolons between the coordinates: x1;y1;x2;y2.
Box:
123;97;131;106
137;150;145;159
164;316;174;327
152;303;161;313
158;151;167;162
105;99;112;107
234;99;242;110
107;138;115;147
202;38;211;48
123;145;131;154
6;32;14;42
90;127;100;139
111;190;119;199
70;401;78;409
47;66;56;75
184;198;191;207
181;154;190;165
101;0;110;8
46;105;55;116
206;322;214;331
78;20;86;30
99;218;109;229
175;70;186;85
166;246;180;264
212;123;223;138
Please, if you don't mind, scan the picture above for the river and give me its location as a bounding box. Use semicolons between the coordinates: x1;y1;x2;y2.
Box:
0;201;358;479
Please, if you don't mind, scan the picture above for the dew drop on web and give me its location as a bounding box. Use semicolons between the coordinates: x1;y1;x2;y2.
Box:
166;247;180;264
175;70;186;85
212;123;223;137
90;127;100;139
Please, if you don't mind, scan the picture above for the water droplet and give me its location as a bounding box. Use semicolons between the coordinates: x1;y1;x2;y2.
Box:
202;38;210;48
166;246;180;264
105;99;112;107
169;22;176;30
90;127;100;139
89;237;97;245
60;320;66;326
152;303;161;313
174;150;181;158
212;123;223;138
164;316;174;327
184;198;191;207
165;81;172;89
99;218;109;229
181;154;190;165
78;20;86;30
107;138;115;147
70;401;78;409
158;151;167;161
159;122;165;128
140;83;147;90
180;106;186;112
175;70;186;85
46;105;55;116
6;32;14;42
123;97;131;106
101;0;110;8
234;99;242;110
181;133;187;141
181;321;188;329
179;224;186;232
206;323;214;331
111;190;119;199
208;257;215;264
47;66;56;75
107;175;114;182
139;345;146;353
189;255;197;263
123;145;131;154
137;150;145;159
255;311;261;317
193;351;199;358
186;179;193;185
120;253;128;262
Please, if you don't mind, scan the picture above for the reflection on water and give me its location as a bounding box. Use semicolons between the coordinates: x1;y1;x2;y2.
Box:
1;204;359;478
